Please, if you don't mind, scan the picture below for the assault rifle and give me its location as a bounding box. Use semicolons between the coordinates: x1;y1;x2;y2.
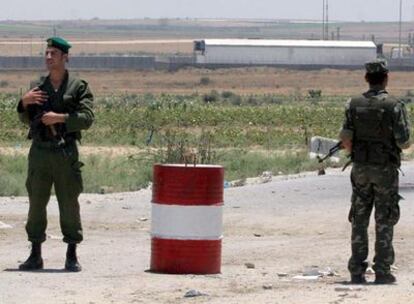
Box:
29;88;66;154
316;141;343;164
316;141;353;175
317;141;344;175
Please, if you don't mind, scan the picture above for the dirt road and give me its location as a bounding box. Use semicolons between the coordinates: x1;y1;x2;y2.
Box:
1;164;414;303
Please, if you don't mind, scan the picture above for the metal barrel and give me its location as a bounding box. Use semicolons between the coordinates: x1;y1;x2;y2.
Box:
150;164;224;274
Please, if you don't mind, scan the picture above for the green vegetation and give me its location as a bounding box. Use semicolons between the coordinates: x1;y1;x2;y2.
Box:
0;92;346;148
1;92;413;196
0;149;343;196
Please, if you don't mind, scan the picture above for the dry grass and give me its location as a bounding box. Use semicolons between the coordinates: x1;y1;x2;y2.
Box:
2;67;414;96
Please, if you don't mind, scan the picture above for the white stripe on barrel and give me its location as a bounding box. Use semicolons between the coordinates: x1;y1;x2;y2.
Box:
150;164;224;274
151;204;223;240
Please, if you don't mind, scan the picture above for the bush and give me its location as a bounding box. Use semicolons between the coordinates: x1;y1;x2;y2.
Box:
0;80;9;88
308;89;322;98
199;76;211;85
222;91;235;98
229;94;242;106
203;90;219;103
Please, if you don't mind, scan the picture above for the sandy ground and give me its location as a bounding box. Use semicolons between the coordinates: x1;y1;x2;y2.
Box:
1;163;414;304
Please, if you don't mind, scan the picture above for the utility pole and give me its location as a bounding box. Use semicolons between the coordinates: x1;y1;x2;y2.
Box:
325;0;329;40
399;0;403;61
322;0;325;40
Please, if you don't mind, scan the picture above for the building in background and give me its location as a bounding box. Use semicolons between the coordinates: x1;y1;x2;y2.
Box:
194;39;378;68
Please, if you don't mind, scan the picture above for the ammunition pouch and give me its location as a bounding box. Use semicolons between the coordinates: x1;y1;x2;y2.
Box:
352;141;400;166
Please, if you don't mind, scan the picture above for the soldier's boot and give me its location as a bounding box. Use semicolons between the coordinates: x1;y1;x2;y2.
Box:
65;244;82;272
375;273;396;284
19;242;43;270
350;274;367;284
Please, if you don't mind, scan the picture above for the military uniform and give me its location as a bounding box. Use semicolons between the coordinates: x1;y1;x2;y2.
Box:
17;73;94;244
17;37;94;271
340;60;410;283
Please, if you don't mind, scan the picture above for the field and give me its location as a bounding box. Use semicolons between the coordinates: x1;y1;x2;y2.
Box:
0;18;413;57
2;65;414;197
2;67;414;96
2;87;414;196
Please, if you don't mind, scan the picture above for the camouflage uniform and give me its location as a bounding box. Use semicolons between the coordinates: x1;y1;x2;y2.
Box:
340;66;410;277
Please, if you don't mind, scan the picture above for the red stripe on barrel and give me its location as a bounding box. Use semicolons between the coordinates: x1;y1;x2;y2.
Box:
150;238;222;274
152;164;224;206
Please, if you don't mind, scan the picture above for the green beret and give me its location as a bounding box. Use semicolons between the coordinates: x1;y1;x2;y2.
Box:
365;59;388;74
46;37;71;54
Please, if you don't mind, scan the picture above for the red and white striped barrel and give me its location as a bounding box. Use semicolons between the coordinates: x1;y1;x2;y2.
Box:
150;164;224;274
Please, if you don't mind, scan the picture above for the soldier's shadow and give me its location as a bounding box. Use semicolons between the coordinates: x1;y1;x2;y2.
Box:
3;268;71;273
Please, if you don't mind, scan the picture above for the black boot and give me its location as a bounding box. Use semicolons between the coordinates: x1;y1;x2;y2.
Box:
375;273;396;284
65;244;82;272
19;242;43;270
350;274;367;284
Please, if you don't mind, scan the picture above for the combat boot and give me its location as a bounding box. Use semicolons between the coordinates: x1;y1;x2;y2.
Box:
350;274;367;284
19;242;43;270
65;244;82;272
375;273;396;284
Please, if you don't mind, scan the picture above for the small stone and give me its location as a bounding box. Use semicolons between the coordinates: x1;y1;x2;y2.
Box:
319;267;338;277
183;290;207;298
262;284;273;290
100;186;113;194
0;221;13;229
122;206;131;210
86;200;92;205
365;267;375;275
139;217;148;222
253;233;262;237
47;234;62;240
230;179;246;187
303;267;320;276
277;272;288;277
10;196;15;200
260;171;273;183
245;263;255;269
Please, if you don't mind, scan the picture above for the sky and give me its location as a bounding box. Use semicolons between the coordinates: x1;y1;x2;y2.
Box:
0;0;413;22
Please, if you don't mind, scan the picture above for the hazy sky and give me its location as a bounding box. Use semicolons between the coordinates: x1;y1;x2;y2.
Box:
1;0;413;22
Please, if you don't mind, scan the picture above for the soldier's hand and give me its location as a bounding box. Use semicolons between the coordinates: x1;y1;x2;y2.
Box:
21;87;48;109
341;138;353;153
41;112;66;126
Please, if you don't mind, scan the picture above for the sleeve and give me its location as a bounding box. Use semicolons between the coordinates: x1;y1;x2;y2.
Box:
339;98;354;141
16;80;39;125
393;101;410;149
17;99;31;125
65;80;95;133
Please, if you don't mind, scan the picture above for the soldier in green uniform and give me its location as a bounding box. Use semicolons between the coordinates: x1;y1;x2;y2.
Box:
17;37;94;272
340;59;410;284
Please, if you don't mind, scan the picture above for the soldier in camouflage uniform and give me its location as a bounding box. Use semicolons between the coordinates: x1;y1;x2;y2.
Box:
340;59;410;284
17;37;94;272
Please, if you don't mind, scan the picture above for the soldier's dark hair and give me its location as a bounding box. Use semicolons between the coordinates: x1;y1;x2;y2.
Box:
365;72;388;86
